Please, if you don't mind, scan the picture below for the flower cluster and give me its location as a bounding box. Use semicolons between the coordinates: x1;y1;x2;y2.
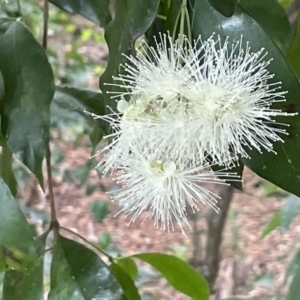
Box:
93;34;293;232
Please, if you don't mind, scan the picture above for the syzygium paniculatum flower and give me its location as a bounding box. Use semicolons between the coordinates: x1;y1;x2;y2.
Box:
112;146;237;233
92;33;295;232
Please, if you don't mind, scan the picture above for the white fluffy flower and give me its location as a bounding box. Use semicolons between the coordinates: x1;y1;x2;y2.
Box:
110;34;190;102
90;33;295;232
181;36;294;163
112;148;236;233
105;34;294;166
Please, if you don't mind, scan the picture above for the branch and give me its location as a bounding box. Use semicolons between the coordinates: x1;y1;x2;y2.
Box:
42;0;59;231
203;185;234;290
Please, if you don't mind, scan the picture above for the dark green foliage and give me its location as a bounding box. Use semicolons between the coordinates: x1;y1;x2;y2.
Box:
110;263;141;300
239;0;292;53
48;0;111;26
0;21;54;188
2;233;47;300
48;235;123;300
133;253;210;299
0;178;37;273
100;0;161;111
207;0;236;17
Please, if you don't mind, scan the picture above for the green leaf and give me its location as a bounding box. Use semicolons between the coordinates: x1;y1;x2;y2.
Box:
287;11;300;78
278;0;294;8
0;177;37;273
48;235;123;300
72;161;94;186
53;86;106;135
2;232;47;300
0;70;5;146
0;147;17;196
0;17;14;34
91;200;110;224
98;232;112;250
285;250;300;283
260;210;281;239
100;0;160;112
262;182;284;196
254;272;274;289
115;257;138;280
192;0;300;197
286;255;300;300
164;0;181;33
89;126;103;154
110;263;141;300
207;0;236;17
0;69;4;98
48;0;111;26
0;21;54;188
133;253;209;300
281;194;300;232
239;0;292;53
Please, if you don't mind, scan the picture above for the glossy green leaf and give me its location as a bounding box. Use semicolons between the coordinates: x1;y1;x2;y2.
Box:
110;263;140;300
2;233;47;300
239;0;292;53
115;257;138;280
48;235;123;300
260;210;281;239
48;0;111;26
100;0;160;111
0;177;37;273
0;21;54;188
0;17;14;34
0;147;17;196
53;86;106;135
192;0;300;197
208;0;236;17
287;11;300;78
281;194;300;232
133;253;209;299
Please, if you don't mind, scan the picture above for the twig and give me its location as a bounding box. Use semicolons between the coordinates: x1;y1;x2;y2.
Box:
43;0;49;49
203;185;235;291
42;1;58;232
60;226;114;262
16;0;22;17
46;144;58;230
